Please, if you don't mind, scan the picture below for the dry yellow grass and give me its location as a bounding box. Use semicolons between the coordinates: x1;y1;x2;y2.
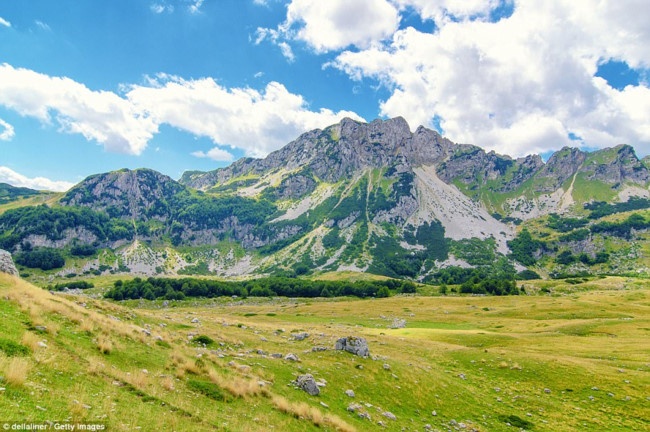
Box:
271;395;355;432
3;356;30;386
20;331;40;351
96;334;113;354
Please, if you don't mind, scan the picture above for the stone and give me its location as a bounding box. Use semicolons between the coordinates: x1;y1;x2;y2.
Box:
345;389;355;397
383;363;391;370
382;411;397;420
191;318;200;323
295;374;320;396
335;336;370;357
0;250;18;276
284;353;299;362
347;403;362;412
311;346;327;352
292;332;309;341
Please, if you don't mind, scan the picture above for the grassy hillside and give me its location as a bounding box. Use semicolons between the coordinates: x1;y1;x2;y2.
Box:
1;273;648;431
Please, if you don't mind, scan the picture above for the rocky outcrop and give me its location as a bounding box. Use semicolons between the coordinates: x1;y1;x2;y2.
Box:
294;374;320;396
0;249;18;276
335;336;370;357
61;168;184;220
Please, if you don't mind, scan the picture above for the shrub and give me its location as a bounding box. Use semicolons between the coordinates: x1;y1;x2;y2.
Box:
0;339;30;356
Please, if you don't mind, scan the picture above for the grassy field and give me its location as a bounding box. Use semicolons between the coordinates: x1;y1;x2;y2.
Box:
0;273;648;431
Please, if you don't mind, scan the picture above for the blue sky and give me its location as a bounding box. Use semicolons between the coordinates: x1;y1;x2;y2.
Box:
0;0;649;191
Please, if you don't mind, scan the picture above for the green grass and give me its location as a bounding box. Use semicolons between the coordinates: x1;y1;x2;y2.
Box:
0;273;648;431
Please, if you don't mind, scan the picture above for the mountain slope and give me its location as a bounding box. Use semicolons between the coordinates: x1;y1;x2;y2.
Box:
1;117;650;280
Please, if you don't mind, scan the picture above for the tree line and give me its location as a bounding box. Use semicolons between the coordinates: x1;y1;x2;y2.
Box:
104;276;417;301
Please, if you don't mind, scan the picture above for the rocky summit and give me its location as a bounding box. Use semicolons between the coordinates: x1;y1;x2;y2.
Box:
1;117;650;280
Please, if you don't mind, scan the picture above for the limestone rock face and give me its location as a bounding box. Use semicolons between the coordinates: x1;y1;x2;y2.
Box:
0;249;18;276
335;336;370;357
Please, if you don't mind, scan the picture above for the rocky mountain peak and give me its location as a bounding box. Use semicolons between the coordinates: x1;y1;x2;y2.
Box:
61;168;184;219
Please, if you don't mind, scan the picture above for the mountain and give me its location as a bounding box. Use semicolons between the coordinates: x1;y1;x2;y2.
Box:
0;182;43;204
2;117;650;281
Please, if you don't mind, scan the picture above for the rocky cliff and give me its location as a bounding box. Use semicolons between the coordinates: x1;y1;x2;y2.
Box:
0;249;18;276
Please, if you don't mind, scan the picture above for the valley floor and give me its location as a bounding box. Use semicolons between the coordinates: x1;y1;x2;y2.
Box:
0;274;648;431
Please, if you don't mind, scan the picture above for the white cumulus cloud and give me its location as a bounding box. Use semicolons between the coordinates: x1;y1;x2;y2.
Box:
0;166;74;192
127;74;363;157
0;64;363;159
329;0;650;156
0;63;158;155
0;16;10;27
257;0;400;53
0;118;14;141
191;147;235;161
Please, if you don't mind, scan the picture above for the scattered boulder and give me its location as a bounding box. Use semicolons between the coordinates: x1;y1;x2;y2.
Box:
335;336;370;357
284;353;299;362
312;346;327;352
191;318;200;324
0;250;18;276
292;332;309;341
382;411;397;420
345;389;355;397
294;374;320;396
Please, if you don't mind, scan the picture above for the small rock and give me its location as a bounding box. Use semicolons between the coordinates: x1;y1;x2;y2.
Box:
37;341;48;348
355;364;364;370
345;389;355;397
431;410;437;416
260;337;268;342
293;332;309;341
36;406;46;411
294;374;320;396
284;353;299;362
312;346;327;352
358;412;371;420
34;326;47;332
141;369;149;374
335;336;370;357
191;318;200;323
424;424;432;430
383;363;391;370
82;404;92;409
320;401;329;408
544;388;551;394
382;411;397;421
458;373;466;380
347;403;362;412
271;353;283;358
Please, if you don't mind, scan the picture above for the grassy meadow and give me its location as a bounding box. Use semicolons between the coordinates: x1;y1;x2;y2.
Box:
0;273;648;431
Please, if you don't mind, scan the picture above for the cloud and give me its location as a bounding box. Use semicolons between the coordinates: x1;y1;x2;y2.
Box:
257;0;399;53
0;63;158;155
189;0;204;14
34;20;51;31
0;119;14;141
328;0;650;156
0;64;363;159
127;74;363;157
191;147;235;161
150;3;174;14
0;166;74;192
0;17;10;27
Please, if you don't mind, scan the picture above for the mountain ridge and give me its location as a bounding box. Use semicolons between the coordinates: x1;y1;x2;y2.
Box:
2;117;650;281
